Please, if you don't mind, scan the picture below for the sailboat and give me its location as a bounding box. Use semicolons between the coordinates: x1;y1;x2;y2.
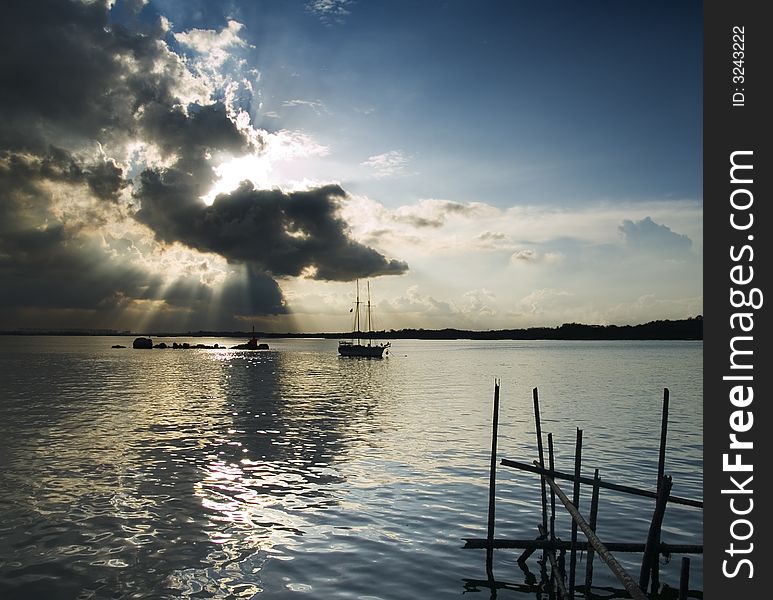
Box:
338;280;390;358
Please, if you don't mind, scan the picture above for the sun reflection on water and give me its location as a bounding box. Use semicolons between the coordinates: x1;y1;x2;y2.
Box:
0;337;703;599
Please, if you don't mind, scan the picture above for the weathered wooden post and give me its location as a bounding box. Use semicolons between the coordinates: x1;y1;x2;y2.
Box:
533;388;549;536
547;431;563;598
679;556;691;600
486;380;501;578
652;387;670;591
518;388;549;566
657;388;670;491
584;468;601;598
568;428;583;598
639;474;673;592
548;432;557;542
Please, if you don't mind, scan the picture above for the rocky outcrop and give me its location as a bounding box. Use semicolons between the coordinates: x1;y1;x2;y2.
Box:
132;337;153;349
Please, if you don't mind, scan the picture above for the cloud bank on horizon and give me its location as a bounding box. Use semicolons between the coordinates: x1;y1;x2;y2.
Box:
0;0;702;332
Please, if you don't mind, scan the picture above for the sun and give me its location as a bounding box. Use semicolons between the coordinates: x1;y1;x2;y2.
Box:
201;154;273;206
200;129;332;206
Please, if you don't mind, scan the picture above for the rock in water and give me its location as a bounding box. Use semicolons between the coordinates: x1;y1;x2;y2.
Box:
133;337;153;349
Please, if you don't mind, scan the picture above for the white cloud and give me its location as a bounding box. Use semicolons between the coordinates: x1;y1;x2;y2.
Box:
618;216;692;253
515;289;574;316
341;193;702;262
174;20;247;67
511;249;537;262
510;248;565;266
361;150;411;178
327;192;702;329
173;20;253;94
281;99;329;115
461;288;498;317
306;0;355;25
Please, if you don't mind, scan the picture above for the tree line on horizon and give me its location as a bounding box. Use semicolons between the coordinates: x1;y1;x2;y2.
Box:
1;316;703;340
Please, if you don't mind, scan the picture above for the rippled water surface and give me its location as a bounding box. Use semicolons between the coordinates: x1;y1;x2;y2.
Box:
0;337;702;599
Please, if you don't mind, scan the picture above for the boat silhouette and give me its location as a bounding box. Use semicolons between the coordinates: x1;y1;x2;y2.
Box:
338;280;390;358
231;326;269;350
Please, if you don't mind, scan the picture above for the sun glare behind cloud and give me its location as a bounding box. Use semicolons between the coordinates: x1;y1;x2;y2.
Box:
202;153;273;205
201;129;331;205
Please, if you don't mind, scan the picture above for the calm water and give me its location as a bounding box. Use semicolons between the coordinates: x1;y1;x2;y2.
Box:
0;337;702;599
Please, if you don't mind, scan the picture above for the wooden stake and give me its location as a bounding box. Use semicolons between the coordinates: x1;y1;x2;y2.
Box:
548;432;556;542
584;468;601;598
540;524;567;599
568;428;583;598
533;388;549;535
639;475;673;592
652;387;670;592
679;556;691;600
486;380;500;578
657;388;670;492
514;388;549;566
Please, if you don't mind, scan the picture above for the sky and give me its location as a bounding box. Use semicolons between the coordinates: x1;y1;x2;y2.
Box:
0;0;702;333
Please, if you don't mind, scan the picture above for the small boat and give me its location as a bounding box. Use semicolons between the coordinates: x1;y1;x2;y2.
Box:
231;326;269;350
338;280;390;358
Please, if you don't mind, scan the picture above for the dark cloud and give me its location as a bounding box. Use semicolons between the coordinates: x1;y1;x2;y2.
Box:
0;224;163;311
0;153;159;313
0;0;406;328
619;217;692;253
136;178;408;280
392;200;482;228
219;267;287;315
0;157;285;325
162;267;286;316
2;1;150;151
86;158;128;202
393;214;444;228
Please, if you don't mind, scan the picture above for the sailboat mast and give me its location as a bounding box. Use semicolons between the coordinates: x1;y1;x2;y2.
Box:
355;279;361;338
367;281;372;343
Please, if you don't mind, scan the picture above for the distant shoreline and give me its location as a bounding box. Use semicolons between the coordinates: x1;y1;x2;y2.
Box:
0;316;703;341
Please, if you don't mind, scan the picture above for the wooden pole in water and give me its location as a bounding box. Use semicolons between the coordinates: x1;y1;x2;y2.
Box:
516;388;550;566
584;468;601;598
539;464;648;600
546;432;561;597
533;388;549;536
639;475;673;592
499;458;702;509
539;524;568;599
657;388;670;491
568;428;583;598
652;387;670;591
679;556;691;600
486;380;501;577
548;432;557;542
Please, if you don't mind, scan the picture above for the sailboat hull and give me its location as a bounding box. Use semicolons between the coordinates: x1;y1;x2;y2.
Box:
338;343;387;358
